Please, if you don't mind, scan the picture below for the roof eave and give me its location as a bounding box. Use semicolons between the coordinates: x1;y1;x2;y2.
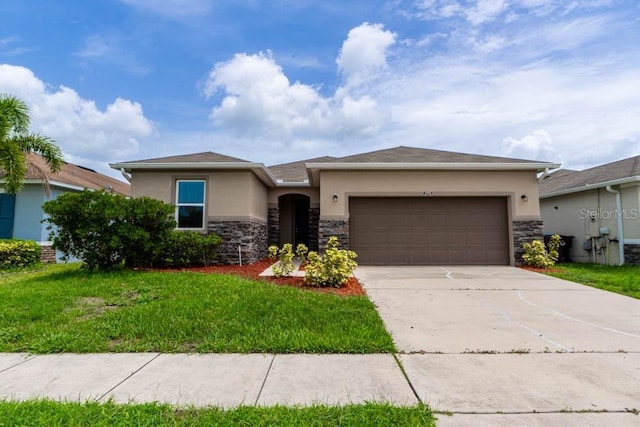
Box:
540;176;640;199
304;162;559;171
2;179;114;193
304;162;559;186
109;162;278;186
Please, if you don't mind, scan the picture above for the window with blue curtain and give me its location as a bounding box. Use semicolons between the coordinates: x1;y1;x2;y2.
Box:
176;180;205;229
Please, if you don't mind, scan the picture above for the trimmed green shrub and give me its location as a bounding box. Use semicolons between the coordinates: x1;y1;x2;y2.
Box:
523;234;561;268
0;239;41;269
268;243;308;277
158;231;222;268
43;190;175;270
43;190;223;270
118;196;179;268
304;236;357;287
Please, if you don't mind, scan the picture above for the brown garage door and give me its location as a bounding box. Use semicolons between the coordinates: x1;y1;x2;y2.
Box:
350;197;509;265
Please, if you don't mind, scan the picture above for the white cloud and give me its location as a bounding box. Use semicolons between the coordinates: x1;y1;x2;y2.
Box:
409;0;613;25
466;0;508;25
413;0;508;25
202;49;385;141
196;11;640;171
539;15;612;51
503;130;560;162
336;23;396;85
0;64;153;177
203;52;328;138
199;23;396;147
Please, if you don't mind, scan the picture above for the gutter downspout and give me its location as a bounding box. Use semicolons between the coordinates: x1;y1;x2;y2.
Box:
120;168;132;183
537;168;551;183
605;185;624;265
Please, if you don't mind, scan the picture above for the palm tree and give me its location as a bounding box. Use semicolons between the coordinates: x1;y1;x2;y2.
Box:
0;93;63;194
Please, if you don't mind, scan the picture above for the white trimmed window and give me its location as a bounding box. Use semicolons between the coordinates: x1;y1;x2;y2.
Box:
175;180;205;229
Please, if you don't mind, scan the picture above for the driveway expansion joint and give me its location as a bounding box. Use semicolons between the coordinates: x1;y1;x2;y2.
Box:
392;354;422;404
0;354;37;374
254;354;276;406
97;353;161;402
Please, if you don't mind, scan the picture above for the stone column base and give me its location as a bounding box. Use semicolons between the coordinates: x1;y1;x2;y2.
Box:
208;220;267;265
624;244;640;265
39;243;56;264
267;207;279;247
512;219;544;266
318;219;349;252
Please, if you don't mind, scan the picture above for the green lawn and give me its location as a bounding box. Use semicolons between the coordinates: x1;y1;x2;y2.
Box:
0;264;395;353
0;401;436;427
546;263;640;299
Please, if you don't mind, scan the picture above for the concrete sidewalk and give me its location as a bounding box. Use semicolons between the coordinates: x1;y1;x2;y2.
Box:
0;353;416;407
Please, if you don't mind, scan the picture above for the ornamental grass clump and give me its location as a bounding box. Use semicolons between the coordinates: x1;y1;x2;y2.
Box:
522;234;560;268
304;236;358;288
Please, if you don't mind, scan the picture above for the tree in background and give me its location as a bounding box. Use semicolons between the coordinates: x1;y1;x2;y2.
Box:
0;94;63;194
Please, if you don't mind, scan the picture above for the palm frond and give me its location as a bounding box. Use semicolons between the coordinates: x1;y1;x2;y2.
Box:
0;141;27;194
26;156;53;197
0;93;63;194
0;94;30;136
17;134;64;173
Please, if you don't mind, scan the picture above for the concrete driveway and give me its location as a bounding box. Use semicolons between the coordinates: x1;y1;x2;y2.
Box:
356;266;640;426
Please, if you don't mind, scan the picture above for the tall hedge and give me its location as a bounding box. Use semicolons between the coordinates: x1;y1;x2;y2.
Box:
43;190;176;270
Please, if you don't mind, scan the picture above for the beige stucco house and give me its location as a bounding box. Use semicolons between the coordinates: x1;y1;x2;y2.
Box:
110;146;557;265
539;156;640;265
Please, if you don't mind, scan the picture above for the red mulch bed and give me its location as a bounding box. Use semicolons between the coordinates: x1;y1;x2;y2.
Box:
163;258;365;297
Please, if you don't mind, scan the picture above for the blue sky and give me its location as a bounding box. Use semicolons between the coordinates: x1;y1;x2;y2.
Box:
1;0;639;179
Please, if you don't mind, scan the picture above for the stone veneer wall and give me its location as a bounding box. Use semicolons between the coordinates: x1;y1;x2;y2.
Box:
267;207;279;247
308;207;320;252
39;243;56;264
208;220;267;265
624;244;640;265
318;219;349;252
512;219;544;265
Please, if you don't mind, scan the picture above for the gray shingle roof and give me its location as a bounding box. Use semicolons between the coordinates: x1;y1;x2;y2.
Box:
122;151;251;164
325;146;542;164
539;156;640;196
115;146;555;186
268;156;335;182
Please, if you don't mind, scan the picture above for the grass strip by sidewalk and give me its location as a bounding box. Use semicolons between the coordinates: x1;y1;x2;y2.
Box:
0;401;436;427
545;263;640;299
0;264;395;354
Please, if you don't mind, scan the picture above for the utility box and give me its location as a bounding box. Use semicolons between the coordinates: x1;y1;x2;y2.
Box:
588;222;601;237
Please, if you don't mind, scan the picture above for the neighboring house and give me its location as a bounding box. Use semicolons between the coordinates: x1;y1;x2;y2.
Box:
539;156;640;265
0;153;130;261
110;146;557;266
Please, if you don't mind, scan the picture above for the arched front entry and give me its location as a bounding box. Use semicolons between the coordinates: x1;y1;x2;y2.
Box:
278;194;310;247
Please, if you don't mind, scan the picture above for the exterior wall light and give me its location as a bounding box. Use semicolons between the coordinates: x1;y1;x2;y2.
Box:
521;194;529;203
332;194;338;202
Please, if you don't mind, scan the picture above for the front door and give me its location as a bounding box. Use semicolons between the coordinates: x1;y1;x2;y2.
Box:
294;196;309;247
0;193;16;239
